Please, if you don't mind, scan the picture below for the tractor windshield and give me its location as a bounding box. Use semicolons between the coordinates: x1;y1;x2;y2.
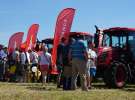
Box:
112;36;126;48
103;33;127;48
103;31;135;60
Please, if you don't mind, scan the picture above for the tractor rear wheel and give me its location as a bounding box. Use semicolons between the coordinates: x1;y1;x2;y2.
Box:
111;62;128;88
104;62;128;88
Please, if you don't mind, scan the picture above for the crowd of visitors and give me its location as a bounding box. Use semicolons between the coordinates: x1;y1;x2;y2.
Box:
0;37;97;91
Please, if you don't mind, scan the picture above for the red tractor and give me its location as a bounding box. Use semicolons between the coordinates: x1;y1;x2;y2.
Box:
94;26;135;88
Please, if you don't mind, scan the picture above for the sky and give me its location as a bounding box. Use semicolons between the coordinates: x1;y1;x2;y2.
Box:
0;0;135;46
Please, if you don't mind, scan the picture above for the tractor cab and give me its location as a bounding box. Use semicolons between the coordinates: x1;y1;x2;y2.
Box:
94;27;135;88
95;27;135;66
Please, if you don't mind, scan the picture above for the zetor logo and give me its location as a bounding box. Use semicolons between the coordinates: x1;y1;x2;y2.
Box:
61;19;68;36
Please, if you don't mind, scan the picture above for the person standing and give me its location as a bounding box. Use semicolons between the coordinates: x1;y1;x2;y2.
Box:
63;38;75;90
0;45;7;81
56;38;66;88
68;39;88;91
12;48;20;82
86;42;97;89
39;44;52;85
19;48;26;82
29;48;39;82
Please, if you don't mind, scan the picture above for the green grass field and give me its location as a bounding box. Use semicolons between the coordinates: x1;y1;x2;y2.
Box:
0;82;135;100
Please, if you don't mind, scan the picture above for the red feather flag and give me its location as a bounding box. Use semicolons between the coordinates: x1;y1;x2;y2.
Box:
25;24;39;51
51;8;75;74
8;32;24;54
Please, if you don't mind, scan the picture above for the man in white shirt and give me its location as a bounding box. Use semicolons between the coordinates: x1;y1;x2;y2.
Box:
86;42;97;89
12;48;20;62
29;49;38;66
29;49;39;82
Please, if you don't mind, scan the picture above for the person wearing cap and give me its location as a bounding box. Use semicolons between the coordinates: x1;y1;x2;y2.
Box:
39;43;52;85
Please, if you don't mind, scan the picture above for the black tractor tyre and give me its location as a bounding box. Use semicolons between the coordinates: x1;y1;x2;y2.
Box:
104;62;128;88
111;62;128;88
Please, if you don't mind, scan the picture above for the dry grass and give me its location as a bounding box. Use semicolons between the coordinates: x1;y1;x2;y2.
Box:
0;82;135;100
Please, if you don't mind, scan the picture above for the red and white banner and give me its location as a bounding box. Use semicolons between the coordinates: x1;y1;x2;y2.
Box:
8;32;24;54
25;24;39;51
51;8;75;74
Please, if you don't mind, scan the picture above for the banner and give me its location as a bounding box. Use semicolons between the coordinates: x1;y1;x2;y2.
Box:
25;24;39;51
8;32;24;54
51;8;75;74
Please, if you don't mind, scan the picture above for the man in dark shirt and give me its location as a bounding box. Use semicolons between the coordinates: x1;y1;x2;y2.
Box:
62;38;75;90
56;38;66;87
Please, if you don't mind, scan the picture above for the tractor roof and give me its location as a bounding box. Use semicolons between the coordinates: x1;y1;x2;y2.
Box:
103;27;135;36
104;27;135;33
